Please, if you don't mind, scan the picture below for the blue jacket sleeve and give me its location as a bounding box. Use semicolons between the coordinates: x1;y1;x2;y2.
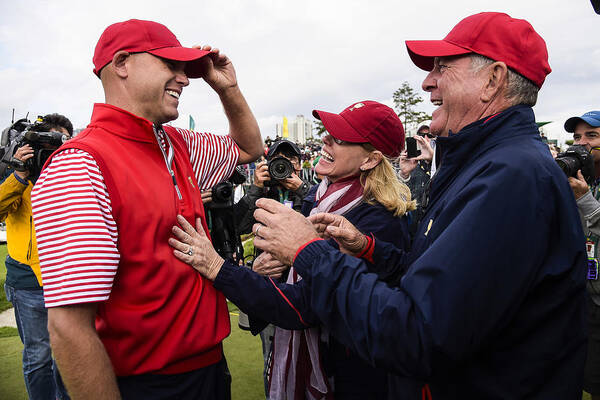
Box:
342;204;412;285
293;162;578;379
213;261;318;332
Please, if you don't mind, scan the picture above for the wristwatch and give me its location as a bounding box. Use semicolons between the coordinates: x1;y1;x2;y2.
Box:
296;182;309;195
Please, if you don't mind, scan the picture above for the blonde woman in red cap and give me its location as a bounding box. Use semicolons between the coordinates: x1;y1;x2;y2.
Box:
170;100;417;399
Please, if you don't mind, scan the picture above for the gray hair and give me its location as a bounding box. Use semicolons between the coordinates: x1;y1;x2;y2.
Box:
470;54;539;107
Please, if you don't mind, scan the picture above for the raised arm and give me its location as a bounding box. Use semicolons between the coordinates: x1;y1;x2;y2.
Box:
197;45;263;164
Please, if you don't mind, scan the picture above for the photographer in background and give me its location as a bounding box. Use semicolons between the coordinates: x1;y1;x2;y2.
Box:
235;139;311;235
565;110;600;400
232;138;311;398
1;113;72;400
399;127;435;235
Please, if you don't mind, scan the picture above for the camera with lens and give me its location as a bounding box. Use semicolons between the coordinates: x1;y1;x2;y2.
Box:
267;156;295;181
0;117;68;178
208;166;248;209
556;145;595;184
264;139;301;187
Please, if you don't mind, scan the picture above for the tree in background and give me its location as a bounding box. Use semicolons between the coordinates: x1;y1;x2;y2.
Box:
313;119;326;137
393;81;431;135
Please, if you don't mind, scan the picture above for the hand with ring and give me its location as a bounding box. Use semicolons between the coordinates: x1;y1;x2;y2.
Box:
169;215;224;280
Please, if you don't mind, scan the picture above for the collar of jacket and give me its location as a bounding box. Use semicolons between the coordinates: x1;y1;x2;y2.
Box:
436;104;538;165
87;103;161;144
428;104;539;206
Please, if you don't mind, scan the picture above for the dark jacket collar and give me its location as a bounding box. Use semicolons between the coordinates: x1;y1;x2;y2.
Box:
428;104;539;207
87;103;160;143
436;104;538;164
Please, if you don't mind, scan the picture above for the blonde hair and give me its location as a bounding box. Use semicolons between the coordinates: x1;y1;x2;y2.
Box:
360;144;416;217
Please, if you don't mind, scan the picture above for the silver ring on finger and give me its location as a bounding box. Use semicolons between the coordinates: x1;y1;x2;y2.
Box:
255;225;261;237
186;246;194;256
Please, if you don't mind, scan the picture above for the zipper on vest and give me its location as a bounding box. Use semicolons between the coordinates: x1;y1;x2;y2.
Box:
27;215;32;261
153;124;183;200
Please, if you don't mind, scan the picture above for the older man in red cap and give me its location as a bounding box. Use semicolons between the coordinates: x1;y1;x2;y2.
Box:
249;12;587;399
30;19;262;399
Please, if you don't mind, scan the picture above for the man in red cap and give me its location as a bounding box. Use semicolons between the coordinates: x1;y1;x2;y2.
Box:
30;19;263;399
250;12;587;398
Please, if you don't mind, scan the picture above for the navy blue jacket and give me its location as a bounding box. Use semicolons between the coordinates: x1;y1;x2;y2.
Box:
293;105;587;399
214;187;411;398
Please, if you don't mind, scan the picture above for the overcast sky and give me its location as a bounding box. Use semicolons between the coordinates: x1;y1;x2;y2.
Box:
1;0;598;147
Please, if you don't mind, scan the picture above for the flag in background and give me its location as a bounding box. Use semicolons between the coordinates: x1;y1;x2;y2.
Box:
189;115;195;131
282;117;288;138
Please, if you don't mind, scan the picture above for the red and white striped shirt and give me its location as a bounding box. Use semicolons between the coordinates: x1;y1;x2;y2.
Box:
32;129;239;307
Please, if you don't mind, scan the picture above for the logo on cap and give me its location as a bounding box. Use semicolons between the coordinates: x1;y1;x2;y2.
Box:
348;103;365;112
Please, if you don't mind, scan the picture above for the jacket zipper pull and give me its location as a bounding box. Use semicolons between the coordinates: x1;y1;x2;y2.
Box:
171;173;182;200
27;215;32;260
153;124;183;201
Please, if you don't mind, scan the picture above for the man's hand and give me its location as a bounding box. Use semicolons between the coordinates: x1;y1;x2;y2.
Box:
253;161;270;188
308;213;368;256
253;198;319;265
195;45;237;94
169;215;224;281
13;144;34;180
279;173;303;192
195;46;262;164
201;190;212;205
569;170;590;200
252;252;289;279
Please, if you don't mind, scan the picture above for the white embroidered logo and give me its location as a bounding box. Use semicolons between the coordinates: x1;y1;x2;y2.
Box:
348;103;365;112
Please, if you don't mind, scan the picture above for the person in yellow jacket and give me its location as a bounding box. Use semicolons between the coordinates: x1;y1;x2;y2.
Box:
2;113;72;400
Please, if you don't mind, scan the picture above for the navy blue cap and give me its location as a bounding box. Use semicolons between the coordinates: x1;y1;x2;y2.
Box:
564;111;600;133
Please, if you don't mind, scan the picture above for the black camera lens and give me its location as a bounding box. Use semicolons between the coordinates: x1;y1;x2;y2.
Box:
555;145;596;184
267;157;294;180
212;182;233;203
274;163;286;174
555;157;581;177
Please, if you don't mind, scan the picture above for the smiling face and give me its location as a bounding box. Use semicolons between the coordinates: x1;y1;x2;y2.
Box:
573;121;600;167
126;53;189;124
421;55;488;137
315;134;371;182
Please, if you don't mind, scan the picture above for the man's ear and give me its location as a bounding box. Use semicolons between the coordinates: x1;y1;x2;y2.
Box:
360;151;383;172
111;51;131;78
480;61;508;103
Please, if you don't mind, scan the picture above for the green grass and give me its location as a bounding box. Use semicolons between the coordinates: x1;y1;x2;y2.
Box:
0;335;27;400
225;302;265;400
0;327;18;338
0;244;11;313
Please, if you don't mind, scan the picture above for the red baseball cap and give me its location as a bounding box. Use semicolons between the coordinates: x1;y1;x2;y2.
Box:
405;12;551;88
93;19;210;78
312;101;405;158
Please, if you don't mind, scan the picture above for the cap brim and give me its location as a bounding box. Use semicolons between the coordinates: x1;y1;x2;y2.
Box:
267;140;301;159
148;47;211;79
312;110;366;143
405;40;472;71
564;116;600;133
